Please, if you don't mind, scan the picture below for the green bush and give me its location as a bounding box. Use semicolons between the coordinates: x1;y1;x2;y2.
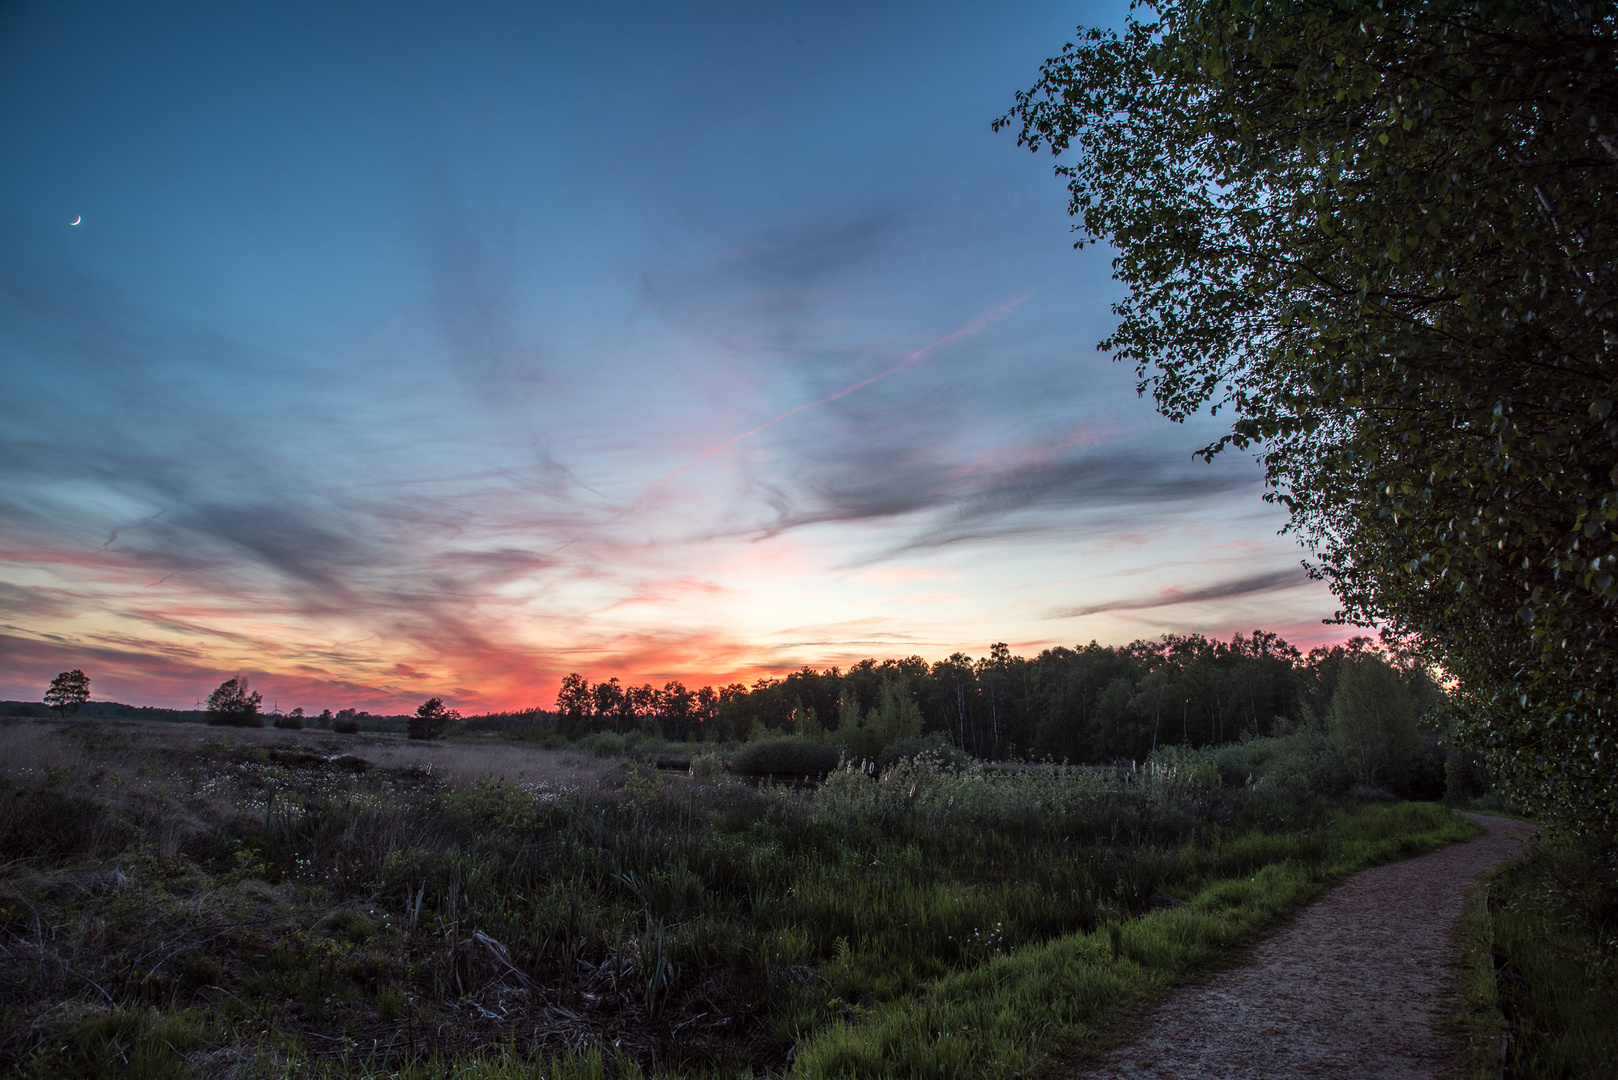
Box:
1444;746;1493;804
1251;730;1350;797
876;733;970;772
732;736;841;776
578;730;657;757
689;750;727;782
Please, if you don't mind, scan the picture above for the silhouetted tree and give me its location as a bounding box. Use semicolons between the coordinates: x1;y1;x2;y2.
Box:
43;669;91;717
410;697;459;740
205;677;263;727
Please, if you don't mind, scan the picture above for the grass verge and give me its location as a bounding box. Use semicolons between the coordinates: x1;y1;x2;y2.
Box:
792;802;1479;1079
1450;833;1618;1080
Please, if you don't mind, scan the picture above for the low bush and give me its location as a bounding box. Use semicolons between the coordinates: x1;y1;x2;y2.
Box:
577;730;671;758
1444;746;1494;804
875;733;970;772
731;735;840;776
1237;730;1351;797
332;716;360;734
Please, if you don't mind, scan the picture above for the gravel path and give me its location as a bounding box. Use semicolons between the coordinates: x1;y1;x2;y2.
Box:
1078;814;1538;1080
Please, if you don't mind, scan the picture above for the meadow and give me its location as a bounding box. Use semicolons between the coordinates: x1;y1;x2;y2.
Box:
0;716;1492;1079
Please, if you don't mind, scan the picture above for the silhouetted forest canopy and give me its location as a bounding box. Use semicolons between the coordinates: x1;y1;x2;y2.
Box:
548;631;1442;763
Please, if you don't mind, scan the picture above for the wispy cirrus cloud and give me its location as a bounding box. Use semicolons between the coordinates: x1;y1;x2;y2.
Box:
0;0;1359;713
1046;569;1313;619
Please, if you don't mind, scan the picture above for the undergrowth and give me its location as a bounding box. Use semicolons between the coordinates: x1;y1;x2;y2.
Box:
1453;832;1618;1079
0;721;1478;1078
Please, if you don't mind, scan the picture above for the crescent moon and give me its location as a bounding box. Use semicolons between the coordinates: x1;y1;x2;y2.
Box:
69;216;81;226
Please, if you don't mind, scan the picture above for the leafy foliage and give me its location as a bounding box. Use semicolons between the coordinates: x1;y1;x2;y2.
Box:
203;676;262;727
1332;653;1422;789
42;669;90;718
410;696;460;741
729;736;841;776
999;0;1618;833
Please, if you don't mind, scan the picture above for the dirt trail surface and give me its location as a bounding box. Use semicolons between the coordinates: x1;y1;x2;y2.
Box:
1078;814;1538;1080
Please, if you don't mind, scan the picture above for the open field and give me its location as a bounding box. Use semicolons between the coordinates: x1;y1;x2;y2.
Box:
0;718;1480;1078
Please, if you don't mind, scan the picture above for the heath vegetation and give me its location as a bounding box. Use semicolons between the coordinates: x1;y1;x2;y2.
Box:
0;708;1478;1079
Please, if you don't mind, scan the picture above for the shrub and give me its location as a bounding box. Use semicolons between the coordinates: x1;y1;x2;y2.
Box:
273;711;305;730
1251;729;1350;797
1145;744;1222;797
1445;746;1493;804
0;782;121;859
581;730;632;757
689;751;727;782
876;733;971;772
332;715;360;734
731;735;840;777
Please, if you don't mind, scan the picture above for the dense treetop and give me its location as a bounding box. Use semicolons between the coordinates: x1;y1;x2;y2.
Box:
998;0;1616;832
554;631;1439;766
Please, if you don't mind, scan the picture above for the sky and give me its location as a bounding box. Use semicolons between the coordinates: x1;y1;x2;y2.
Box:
0;0;1352;713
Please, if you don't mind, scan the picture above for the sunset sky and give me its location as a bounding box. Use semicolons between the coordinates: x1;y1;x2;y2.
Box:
0;0;1351;713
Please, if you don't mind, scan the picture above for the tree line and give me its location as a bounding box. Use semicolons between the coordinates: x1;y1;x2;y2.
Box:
553;630;1441;765
30;630;1444;776
25;670;459;741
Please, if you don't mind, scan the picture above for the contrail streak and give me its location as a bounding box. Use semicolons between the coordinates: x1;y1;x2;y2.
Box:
656;294;1030;485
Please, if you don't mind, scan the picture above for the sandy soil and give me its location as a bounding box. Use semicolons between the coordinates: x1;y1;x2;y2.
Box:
1077;813;1538;1080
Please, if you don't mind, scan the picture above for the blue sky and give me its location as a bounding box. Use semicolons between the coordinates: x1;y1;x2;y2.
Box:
0;0;1346;711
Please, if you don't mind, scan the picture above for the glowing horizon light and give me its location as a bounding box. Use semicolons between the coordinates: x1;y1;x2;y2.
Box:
0;1;1360;714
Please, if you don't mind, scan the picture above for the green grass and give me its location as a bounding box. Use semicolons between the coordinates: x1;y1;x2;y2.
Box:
1450;833;1618;1079
791;802;1477;1079
0;725;1484;1078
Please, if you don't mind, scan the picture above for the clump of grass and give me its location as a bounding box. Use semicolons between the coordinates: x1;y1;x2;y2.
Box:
22;1006;217;1080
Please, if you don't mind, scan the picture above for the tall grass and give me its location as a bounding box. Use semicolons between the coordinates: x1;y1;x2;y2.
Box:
1451;833;1618;1079
0;722;1478;1078
791;801;1475;1079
